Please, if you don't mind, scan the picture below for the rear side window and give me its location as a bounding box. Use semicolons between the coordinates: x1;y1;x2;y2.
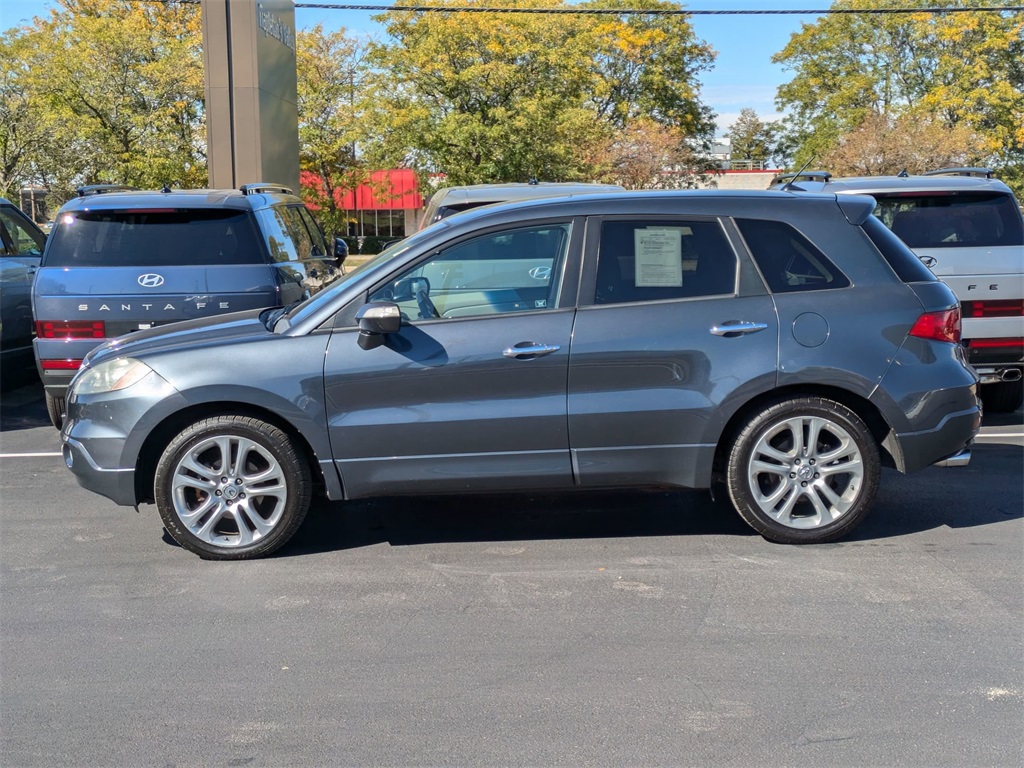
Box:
736;218;850;293
862;216;937;283
594;220;736;305
45;209;263;267
256;205;324;262
873;192;1024;248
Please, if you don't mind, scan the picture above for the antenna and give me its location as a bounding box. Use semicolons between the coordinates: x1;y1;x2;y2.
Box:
781;156;817;192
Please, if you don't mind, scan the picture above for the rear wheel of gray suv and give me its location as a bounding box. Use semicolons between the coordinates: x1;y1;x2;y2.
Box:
45;392;65;430
726;397;880;544
154;416;311;560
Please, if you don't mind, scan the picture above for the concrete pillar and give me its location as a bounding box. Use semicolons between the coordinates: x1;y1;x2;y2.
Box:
201;0;300;194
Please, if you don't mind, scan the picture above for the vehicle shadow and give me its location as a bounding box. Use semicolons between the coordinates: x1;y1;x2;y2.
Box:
0;372;50;431
284;489;754;556
280;445;1022;557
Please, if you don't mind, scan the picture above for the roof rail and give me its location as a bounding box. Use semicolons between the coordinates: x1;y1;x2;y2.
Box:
240;182;294;196
75;184;139;197
922;167;994;179
769;170;832;186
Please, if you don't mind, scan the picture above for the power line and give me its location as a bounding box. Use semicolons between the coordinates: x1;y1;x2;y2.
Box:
135;1;1024;13
294;3;1024;13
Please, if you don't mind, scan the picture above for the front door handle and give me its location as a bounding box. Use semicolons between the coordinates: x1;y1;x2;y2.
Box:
710;321;769;337
503;342;561;360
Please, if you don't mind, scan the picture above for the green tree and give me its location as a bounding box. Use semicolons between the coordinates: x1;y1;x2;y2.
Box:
725;108;780;167
1;0;205;204
772;0;1024;195
365;0;715;187
296;25;373;238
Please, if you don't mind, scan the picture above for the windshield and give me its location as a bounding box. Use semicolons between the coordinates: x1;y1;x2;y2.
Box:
872;192;1024;249
272;236;424;331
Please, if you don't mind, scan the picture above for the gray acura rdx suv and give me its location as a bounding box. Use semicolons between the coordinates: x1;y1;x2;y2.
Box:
60;190;980;559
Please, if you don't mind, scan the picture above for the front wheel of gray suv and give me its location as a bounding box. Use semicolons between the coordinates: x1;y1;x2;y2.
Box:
154;415;312;560
726;397;880;544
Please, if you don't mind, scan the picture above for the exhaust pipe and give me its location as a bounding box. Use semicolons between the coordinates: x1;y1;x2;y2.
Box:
934;447;971;468
1001;368;1022;382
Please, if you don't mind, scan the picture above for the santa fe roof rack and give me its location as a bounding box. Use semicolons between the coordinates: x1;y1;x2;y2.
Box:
75;184;139;197
240;183;294;196
922;167;994;179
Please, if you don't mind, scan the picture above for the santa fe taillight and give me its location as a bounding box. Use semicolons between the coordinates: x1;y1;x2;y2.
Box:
908;308;961;344
35;320;106;339
960;299;1024;319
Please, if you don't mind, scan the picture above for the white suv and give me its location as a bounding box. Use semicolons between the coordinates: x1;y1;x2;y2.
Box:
772;168;1024;412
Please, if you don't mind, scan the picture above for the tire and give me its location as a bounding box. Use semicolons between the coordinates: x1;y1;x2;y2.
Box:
45;392;65;430
726;396;880;544
980;379;1022;414
154;415;312;560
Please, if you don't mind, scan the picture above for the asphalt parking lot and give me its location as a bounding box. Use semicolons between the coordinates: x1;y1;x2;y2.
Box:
1;373;1021;767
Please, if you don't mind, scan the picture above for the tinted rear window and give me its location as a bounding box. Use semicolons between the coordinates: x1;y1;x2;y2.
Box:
873;191;1024;248
862;216;937;283
44;209;264;267
735;218;850;293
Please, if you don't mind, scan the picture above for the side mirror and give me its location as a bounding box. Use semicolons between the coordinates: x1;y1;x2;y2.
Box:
334;236;349;267
355;301;401;350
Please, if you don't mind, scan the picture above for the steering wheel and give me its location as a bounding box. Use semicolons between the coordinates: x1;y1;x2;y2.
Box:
414;285;440;319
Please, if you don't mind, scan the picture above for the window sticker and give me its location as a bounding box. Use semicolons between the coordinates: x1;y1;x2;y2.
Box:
635;227;684;287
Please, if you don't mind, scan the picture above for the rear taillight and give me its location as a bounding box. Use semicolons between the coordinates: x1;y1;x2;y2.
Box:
909;308;961;344
41;359;84;371
961;300;1024;319
35;320;105;339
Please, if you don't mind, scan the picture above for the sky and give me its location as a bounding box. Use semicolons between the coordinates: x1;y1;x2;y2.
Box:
1;0;831;138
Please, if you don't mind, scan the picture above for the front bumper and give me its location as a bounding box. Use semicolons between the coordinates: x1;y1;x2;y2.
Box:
63;435;138;506
61;371;184;507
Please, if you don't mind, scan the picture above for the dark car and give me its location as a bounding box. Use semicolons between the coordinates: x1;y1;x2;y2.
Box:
0;197;48;380
61;190;979;559
32;183;345;427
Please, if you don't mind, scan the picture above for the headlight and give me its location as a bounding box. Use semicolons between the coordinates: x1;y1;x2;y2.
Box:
73;358;155;396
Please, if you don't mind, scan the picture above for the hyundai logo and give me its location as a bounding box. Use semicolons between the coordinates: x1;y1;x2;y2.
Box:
138;273;165;288
528;266;551;281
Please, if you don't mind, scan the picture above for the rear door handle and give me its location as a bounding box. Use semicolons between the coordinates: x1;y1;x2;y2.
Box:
503;342;561;360
710;321;769;337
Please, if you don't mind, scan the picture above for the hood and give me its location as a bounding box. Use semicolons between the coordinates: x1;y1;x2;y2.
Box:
87;308;269;367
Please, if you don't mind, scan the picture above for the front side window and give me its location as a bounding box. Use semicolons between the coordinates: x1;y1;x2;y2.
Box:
873;192;1024;248
0;205;46;256
736;218;850;293
369;223;571;320
44;209;263;267
594;220;736;305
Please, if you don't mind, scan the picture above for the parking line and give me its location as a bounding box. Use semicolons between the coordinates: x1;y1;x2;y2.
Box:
0;452;63;458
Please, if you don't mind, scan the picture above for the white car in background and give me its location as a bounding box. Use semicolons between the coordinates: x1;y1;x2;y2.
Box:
771;168;1024;412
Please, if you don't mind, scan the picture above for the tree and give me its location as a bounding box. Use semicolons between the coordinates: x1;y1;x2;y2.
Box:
364;0;716;187
588;118;718;189
725;108;779;167
821;110;982;176
296;25;373;238
772;0;1023;195
1;0;205;204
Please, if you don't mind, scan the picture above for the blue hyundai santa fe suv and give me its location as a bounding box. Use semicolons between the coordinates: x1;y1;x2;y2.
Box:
32;183;344;428
60;190;980;559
